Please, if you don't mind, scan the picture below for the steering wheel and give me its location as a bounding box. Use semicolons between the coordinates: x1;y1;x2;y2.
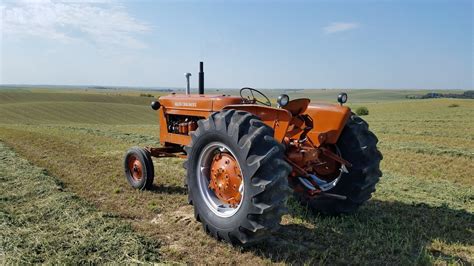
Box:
239;87;271;106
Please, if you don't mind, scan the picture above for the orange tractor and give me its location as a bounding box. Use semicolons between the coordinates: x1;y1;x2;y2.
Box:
124;62;382;245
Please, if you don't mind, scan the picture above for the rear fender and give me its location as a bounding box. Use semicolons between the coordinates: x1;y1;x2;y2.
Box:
223;105;292;142
303;103;351;146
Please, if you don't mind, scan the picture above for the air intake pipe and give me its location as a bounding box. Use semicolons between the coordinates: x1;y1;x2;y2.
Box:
184;72;192;95
199;61;204;94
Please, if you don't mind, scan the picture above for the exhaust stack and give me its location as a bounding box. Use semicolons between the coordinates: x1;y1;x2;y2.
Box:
185;72;192;95
199;61;204;94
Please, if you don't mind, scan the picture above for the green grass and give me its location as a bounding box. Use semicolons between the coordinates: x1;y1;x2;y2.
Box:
0;142;161;264
0;89;472;264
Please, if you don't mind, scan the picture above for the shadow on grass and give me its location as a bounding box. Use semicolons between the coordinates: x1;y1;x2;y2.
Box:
149;184;187;195
249;200;473;264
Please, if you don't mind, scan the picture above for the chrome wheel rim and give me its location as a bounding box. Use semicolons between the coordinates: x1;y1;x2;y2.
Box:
196;142;244;218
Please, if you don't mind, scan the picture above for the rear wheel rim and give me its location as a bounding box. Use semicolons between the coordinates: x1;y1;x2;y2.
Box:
311;145;345;191
128;155;143;181
197;142;244;218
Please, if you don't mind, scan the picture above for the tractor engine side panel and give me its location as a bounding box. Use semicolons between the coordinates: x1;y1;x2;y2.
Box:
158;94;242;146
158;107;206;146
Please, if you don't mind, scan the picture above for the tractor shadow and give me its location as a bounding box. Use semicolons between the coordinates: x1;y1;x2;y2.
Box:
248;199;473;264
149;184;187;195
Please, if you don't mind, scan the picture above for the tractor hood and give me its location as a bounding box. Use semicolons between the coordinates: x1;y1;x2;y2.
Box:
159;94;242;112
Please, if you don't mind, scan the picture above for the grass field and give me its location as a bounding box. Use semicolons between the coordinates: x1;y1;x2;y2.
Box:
0;88;472;264
0;143;161;264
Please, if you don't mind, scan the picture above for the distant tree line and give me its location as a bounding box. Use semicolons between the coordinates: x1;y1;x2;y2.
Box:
90;86;174;92
406;90;474;99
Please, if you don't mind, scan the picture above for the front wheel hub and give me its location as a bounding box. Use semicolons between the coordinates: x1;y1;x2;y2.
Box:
209;153;243;207
128;156;143;181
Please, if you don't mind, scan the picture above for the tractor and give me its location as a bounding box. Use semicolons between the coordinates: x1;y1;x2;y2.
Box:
124;62;382;245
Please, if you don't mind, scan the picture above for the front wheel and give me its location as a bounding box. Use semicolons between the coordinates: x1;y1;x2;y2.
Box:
184;110;291;245
124;147;154;190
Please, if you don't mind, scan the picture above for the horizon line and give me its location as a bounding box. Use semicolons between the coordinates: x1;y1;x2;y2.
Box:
0;84;471;91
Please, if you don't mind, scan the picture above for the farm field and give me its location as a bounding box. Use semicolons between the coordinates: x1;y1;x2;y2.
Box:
0;88;473;264
0;142;160;263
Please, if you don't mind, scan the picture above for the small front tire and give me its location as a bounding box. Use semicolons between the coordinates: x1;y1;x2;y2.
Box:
124;147;154;190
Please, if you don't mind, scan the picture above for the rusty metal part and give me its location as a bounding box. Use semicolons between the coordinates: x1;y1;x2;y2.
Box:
303;145;341;179
320;147;352;167
179;122;189;135
286;139;351;195
285;157;311;178
208;153;243;207
188;121;197;133
127;155;143;181
285;134;351;179
286;142;321;166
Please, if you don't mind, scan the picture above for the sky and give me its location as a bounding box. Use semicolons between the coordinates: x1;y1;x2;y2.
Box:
0;0;472;89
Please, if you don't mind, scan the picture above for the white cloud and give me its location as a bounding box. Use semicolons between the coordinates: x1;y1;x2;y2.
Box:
323;22;359;34
0;0;150;49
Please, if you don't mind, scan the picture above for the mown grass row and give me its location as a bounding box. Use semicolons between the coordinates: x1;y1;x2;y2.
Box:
0;102;156;125
0;142;161;264
0;91;153;105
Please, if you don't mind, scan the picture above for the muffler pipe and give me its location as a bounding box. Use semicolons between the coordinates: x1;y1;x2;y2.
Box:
185;72;192;95
198;61;204;94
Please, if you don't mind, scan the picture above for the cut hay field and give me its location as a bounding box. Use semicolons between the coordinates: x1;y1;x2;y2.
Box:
0;88;472;264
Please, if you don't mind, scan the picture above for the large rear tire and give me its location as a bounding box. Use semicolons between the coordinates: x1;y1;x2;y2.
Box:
296;114;383;214
184;110;291;245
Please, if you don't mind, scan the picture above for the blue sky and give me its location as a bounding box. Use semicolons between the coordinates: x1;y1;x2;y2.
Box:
1;0;472;89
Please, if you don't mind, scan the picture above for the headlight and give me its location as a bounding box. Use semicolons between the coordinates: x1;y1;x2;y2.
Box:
337;93;348;105
151;100;161;110
277;94;290;107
